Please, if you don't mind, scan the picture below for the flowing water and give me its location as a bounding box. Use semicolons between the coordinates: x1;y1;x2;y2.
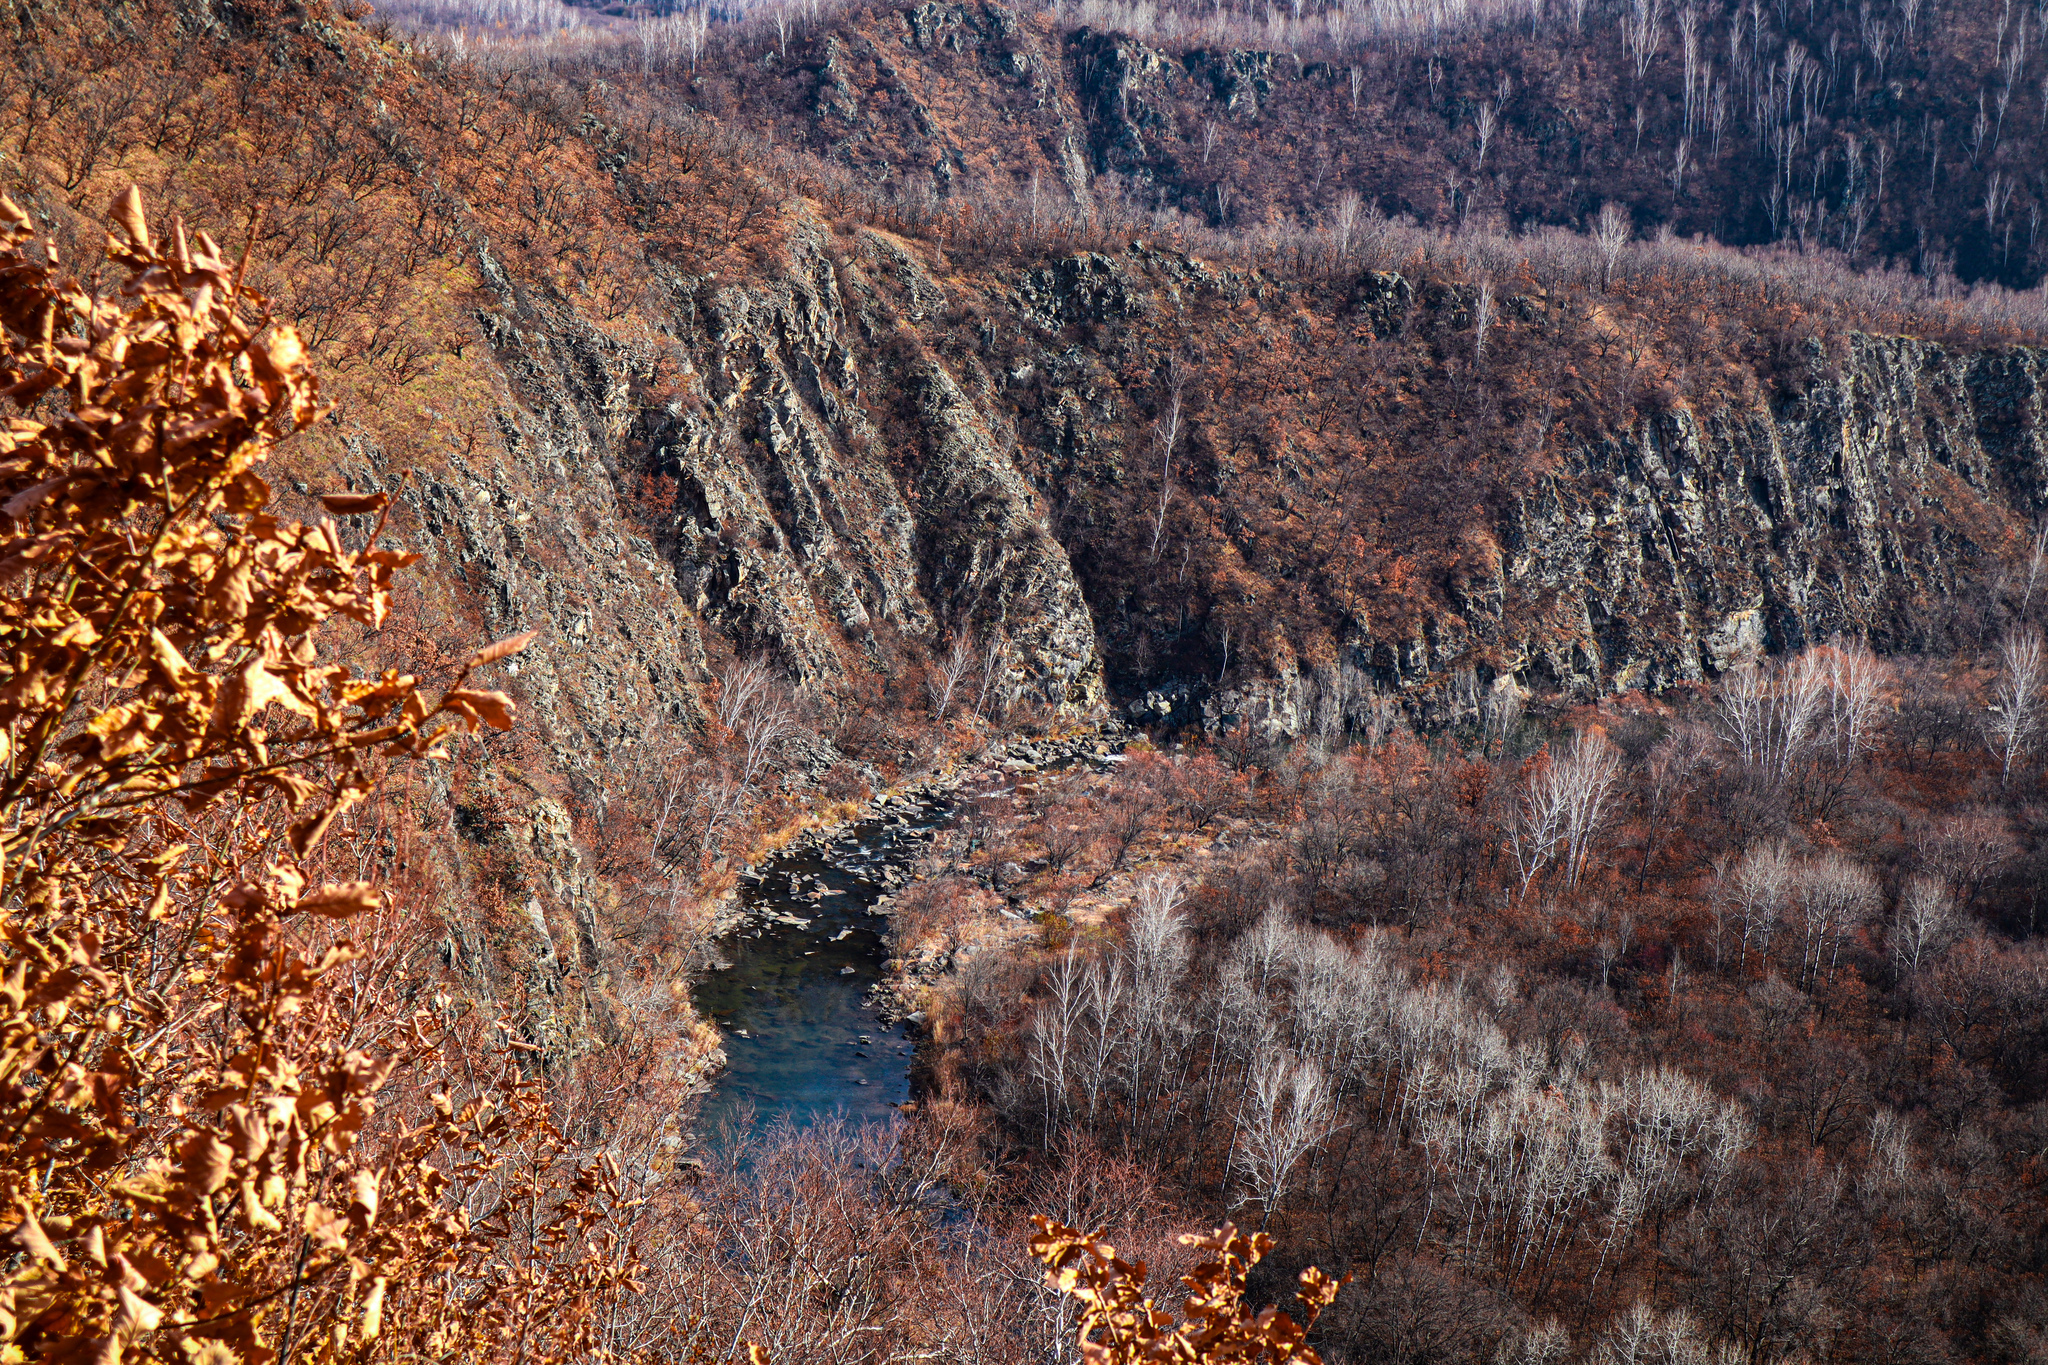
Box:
690;795;951;1139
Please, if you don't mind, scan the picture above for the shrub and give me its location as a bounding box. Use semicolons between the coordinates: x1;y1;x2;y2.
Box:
0;191;636;1364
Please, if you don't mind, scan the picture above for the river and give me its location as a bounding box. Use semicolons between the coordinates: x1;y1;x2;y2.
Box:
689;794;951;1139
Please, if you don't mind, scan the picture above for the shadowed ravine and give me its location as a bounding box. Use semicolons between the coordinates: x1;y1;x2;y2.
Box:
690;796;952;1138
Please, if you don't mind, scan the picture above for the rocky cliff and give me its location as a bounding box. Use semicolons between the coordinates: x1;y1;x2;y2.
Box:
32;0;2041;1055
371;218;2045;753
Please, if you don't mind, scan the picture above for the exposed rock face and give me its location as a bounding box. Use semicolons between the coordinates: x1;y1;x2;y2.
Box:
641;227;1104;709
391;212;2045;757
330;187;2046;1047
1451;337;2048;698
356;222;1108;769
1151;333;2048;733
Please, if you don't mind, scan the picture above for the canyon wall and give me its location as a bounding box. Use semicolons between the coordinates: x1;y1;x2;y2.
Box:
393;220;2045;753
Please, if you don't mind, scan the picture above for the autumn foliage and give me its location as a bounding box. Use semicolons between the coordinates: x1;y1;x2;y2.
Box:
1030;1218;1346;1365
0;192;641;1364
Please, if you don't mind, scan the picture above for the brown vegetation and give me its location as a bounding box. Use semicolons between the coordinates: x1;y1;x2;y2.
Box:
894;635;2048;1364
0;191;648;1362
6;5;2048;1363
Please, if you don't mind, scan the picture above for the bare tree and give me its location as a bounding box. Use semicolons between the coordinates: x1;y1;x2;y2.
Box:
1120;872;1190;1140
1481;682;1524;756
1983;627;2047;784
927;630;977;718
710;653;804;794
1510;756;1571;898
1716;656;1826;790
1230;1050;1336;1226
1889;875;1963;979
1721;842;1793;972
1331;189;1364;258
972;626;1011;720
1815;641;1888;768
1076;952;1126;1126
731;678;799;791
1027;941;1088;1144
1510;730;1619;894
1149;365;1187;562
1595;202;1632;289
1596;911;1635;989
1473;280;1497;358
715;654;775;731
1621;0;1665;77
1557;730;1623;888
1596;1303;1709;1365
2018;521;2048;623
1792;852;1879;990
1361;683;1400;752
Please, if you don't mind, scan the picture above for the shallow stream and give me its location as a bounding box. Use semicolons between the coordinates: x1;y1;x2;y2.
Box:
690;795;951;1139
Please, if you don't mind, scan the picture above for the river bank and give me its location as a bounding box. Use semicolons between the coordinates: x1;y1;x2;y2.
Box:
689;727;1125;1136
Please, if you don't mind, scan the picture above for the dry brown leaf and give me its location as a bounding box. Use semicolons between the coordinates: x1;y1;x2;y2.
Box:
467;628;540;669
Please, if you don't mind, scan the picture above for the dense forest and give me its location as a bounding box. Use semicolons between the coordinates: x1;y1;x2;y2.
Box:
1;0;2047;1359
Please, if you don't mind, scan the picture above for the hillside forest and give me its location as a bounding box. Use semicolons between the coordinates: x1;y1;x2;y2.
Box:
1;0;2048;1360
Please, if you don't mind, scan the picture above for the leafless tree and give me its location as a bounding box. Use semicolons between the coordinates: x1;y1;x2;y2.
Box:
1075;951;1126;1126
1510;756;1570;899
1716;656;1825;790
1596;910;1635;989
1026;941;1088;1144
1912;809;2015;908
1983;627;2047;784
1148;366;1187;562
1502;1322;1573;1365
1473;280;1497;357
1119;872;1191;1140
926;630;977;718
972;627;1010;720
1558;730;1622;888
1481;682;1524;756
2018;521;2048;623
1595;201;1632;289
729;672;800;791
1039;803;1096;876
1230;1050;1336;1226
715;653;775;731
1622;0;1665;78
1331;188;1364;258
1888;875;1963;979
1596;1302;1709;1365
1792;852;1879;990
1511;730;1619;894
1815;641;1888;768
1721;841;1793;972
1360;683;1400;752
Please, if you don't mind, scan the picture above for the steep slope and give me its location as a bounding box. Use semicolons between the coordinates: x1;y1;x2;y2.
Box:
681;0;2048;288
10;0;2048;1050
856;244;2048;724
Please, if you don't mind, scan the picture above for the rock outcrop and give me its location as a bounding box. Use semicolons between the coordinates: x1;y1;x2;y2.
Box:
376;221;2046;758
